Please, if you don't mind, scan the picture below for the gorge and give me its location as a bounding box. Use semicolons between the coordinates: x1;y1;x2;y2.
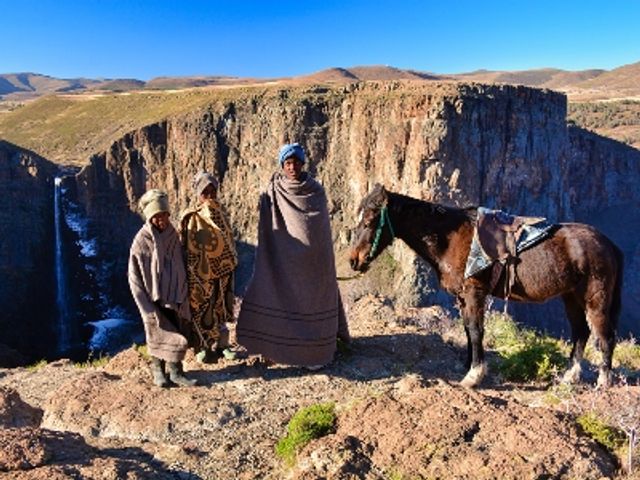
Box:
1;81;639;364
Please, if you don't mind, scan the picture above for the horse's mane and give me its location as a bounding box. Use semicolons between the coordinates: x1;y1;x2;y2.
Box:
358;186;477;233
386;191;477;223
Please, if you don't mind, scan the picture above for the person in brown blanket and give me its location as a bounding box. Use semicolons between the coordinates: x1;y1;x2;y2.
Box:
128;189;197;387
236;143;350;370
180;172;238;363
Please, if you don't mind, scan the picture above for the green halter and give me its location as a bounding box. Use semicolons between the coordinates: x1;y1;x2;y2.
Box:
368;205;395;259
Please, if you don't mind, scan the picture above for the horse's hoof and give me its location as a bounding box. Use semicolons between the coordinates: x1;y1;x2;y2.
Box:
596;370;613;389
460;363;487;388
561;363;582;384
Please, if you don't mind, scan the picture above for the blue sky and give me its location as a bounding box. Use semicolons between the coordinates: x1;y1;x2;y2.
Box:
2;0;639;80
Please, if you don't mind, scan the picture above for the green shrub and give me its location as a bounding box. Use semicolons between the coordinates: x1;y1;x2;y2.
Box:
485;311;567;382
484;311;521;350
26;359;48;372
577;412;626;451
74;352;110;369
497;338;567;381
134;343;150;360
275;402;336;466
612;338;640;370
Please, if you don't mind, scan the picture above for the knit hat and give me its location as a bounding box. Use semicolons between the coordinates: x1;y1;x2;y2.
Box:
278;143;305;165
139;189;170;221
192;171;219;196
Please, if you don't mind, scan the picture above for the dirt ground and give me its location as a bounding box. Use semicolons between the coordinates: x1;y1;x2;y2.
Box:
1;294;639;479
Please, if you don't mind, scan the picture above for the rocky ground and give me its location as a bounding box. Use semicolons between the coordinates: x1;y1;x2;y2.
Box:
1;294;639;479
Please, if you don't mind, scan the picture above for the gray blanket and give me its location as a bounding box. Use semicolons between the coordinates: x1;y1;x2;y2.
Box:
236;172;349;366
128;222;189;362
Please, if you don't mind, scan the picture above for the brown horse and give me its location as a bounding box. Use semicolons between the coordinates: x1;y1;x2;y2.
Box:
349;184;623;388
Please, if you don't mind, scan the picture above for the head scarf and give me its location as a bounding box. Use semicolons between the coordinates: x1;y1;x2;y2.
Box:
278;143;305;165
139;189;170;221
193;171;219;197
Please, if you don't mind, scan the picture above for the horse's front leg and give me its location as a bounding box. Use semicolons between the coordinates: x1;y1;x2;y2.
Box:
458;286;488;388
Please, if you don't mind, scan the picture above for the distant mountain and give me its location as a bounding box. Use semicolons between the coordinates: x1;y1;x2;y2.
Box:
573;61;640;92
0;73;268;100
95;79;146;92
0;73;140;99
449;68;606;89
2;61;639;101
291;65;635;99
294;65;438;83
0;73;101;97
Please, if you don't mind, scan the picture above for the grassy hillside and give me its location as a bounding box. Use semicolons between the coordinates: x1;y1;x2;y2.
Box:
0;89;240;165
576;61;640;91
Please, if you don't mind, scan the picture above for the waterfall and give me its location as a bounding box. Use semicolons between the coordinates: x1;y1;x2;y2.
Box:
57;177;141;355
54;177;71;354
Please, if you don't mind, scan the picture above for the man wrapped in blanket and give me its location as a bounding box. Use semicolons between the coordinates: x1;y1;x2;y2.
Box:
237;143;350;370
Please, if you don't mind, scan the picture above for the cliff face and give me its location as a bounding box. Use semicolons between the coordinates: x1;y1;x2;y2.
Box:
73;82;640;335
0;141;58;360
566;127;640;324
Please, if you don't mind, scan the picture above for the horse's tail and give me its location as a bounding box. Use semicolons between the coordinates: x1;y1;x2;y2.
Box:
610;243;624;329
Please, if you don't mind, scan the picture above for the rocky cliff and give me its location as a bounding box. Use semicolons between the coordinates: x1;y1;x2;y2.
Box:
0;141;58;362
71;82;640;335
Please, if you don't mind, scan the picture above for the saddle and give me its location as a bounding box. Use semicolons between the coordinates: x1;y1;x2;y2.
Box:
464;207;555;297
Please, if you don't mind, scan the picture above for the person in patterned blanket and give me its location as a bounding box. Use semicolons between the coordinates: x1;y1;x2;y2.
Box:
180;172;238;363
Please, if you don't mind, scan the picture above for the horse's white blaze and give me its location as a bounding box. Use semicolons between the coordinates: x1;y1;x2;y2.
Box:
460;362;487;388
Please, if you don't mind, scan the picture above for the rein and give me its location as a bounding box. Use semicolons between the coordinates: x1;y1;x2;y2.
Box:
336;273;363;282
368;204;395;259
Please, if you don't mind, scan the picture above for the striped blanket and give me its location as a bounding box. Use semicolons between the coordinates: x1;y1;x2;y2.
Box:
236;172;349;366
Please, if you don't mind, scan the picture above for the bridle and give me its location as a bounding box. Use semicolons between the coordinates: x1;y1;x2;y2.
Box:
368;204;395;259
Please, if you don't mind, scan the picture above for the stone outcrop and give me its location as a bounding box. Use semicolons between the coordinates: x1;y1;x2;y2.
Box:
0;387;42;428
72;82;640;335
0;141;58;362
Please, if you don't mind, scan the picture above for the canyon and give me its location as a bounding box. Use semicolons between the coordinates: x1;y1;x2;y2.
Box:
77;82;640;338
1;79;639;479
1;81;639;362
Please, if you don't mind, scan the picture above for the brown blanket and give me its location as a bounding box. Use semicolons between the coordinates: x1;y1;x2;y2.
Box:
128;222;189;362
236;172;349;366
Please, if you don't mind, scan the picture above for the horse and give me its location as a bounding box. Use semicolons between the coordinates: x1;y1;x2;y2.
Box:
349;184;624;388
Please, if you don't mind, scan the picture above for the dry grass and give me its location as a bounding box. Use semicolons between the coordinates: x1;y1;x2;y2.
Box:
568;99;640;149
0;90;224;165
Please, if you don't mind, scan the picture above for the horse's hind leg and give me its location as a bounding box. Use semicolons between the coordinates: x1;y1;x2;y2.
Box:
561;293;589;384
586;291;616;388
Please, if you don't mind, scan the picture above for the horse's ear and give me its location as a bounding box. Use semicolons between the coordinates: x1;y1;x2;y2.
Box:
377;184;388;202
371;183;387;196
368;183;388;206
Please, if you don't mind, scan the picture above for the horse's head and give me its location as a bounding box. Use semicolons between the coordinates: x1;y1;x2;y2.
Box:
349;183;396;272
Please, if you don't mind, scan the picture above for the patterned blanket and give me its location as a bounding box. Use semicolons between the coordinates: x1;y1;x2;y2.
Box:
180;200;237;350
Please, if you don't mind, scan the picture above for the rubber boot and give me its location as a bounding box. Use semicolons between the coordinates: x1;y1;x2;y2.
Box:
150;357;169;388
195;348;220;364
167;361;197;387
